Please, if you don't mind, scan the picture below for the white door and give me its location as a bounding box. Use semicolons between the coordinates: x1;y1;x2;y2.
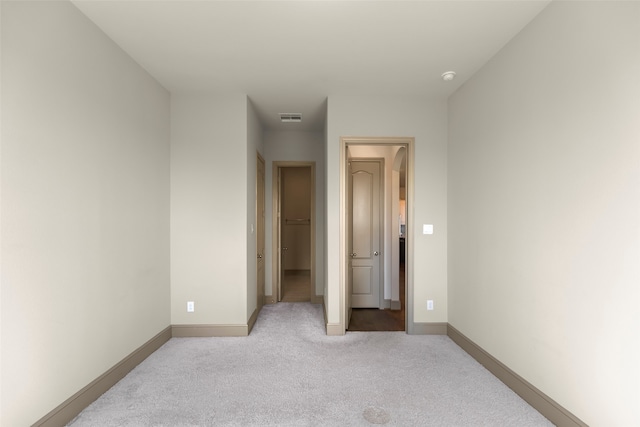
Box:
350;159;382;308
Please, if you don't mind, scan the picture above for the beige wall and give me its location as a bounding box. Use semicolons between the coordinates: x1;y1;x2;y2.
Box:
170;94;248;326
264;130;325;297
326;96;448;330
448;2;640;425
0;2;171;425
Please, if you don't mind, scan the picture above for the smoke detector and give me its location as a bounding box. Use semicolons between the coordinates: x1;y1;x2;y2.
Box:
279;113;302;123
441;71;456;82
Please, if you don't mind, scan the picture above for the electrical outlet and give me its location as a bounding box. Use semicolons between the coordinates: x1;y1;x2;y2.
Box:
427;300;434;311
187;301;195;312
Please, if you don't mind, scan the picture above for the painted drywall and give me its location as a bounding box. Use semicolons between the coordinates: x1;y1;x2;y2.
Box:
326;96;448;329
0;2;171;425
170;94;248;325
263;130;326;298
246;99;263;320
448;2;640;425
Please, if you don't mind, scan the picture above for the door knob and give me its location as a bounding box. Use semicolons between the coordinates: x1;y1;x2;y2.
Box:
350;253;357;257
282;247;288;251
374;251;379;256
257;254;263;259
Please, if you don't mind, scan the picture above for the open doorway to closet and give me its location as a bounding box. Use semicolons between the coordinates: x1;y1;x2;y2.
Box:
342;138;412;333
272;162;316;303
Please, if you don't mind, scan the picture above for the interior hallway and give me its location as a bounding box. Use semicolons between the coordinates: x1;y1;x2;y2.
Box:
280;264;406;332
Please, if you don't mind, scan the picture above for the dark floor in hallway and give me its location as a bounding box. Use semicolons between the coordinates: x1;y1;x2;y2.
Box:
348;263;405;331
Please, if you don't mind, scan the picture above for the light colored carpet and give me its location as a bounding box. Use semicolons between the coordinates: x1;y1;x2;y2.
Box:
69;303;553;426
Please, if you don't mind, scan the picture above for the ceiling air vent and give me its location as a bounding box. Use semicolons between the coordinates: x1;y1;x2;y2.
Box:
279;113;302;123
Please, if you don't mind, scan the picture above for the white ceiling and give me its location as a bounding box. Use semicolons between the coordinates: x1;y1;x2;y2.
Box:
72;0;551;131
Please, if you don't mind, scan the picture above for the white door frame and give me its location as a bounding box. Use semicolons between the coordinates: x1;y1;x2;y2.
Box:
340;137;414;334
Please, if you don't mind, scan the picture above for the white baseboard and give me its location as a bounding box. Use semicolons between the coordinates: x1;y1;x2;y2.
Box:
171;324;249;337
326;323;344;336
410;322;448;335
263;295;322;304
247;308;259;334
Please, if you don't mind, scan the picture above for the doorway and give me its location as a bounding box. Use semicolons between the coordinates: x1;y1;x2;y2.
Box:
272;162;316;303
341;138;412;333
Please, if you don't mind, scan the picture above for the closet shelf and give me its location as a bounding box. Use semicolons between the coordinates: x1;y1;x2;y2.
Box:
285;218;310;225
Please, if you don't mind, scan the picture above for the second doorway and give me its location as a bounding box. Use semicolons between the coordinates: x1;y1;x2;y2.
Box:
273;163;316;303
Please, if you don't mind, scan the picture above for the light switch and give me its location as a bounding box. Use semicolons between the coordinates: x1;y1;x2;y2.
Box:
423;224;434;235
